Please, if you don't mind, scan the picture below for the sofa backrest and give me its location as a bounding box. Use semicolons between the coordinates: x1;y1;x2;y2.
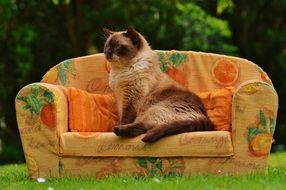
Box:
41;50;272;93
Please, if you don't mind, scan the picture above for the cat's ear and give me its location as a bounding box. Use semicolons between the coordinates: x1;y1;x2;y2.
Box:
103;28;113;37
125;27;141;49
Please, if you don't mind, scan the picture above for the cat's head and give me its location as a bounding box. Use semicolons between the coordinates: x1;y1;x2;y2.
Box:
103;28;148;64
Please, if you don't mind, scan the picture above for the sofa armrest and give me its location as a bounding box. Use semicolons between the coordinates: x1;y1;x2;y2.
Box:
15;83;68;179
232;80;278;160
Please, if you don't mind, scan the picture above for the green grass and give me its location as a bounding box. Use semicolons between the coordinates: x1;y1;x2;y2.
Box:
1;152;286;190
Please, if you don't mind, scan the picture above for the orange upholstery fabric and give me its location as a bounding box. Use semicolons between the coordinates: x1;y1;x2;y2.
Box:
16;51;278;179
63;87;233;132
64;87;118;132
198;87;234;131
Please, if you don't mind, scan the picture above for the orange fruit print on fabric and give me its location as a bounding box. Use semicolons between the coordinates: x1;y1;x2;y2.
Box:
247;109;275;157
249;133;272;157
167;68;188;87
40;104;56;129
212;59;239;86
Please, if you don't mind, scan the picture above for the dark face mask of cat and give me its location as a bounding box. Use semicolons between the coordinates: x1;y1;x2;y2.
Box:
103;28;142;63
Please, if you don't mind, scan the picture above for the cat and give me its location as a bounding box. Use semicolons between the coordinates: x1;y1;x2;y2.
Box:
103;27;214;143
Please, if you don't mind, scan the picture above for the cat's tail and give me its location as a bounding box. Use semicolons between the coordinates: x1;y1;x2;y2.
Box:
142;115;214;143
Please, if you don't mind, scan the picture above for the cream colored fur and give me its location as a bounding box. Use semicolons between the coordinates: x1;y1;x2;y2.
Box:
108;34;198;126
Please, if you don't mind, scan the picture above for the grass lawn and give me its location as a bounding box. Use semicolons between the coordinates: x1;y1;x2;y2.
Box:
1;152;286;190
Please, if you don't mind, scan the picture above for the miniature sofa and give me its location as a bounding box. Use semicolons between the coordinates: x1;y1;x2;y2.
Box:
15;50;278;179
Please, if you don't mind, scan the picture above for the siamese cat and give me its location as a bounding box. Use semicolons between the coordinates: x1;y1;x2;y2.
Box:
103;28;214;143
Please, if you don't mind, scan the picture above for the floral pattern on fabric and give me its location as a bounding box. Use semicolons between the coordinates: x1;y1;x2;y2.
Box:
157;51;189;86
56;59;75;85
135;157;185;177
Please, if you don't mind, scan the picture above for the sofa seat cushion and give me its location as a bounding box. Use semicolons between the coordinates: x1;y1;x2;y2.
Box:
60;131;234;157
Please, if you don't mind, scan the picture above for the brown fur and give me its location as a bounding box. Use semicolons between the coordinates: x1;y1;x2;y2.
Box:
103;27;214;142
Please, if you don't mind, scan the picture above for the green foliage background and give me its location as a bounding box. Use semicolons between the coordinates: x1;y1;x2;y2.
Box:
0;0;285;163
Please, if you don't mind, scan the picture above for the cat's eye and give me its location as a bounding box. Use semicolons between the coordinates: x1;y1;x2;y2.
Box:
117;45;126;51
116;45;127;55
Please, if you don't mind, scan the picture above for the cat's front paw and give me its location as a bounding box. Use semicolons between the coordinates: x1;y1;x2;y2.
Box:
113;125;126;136
113;123;147;137
113;125;136;136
